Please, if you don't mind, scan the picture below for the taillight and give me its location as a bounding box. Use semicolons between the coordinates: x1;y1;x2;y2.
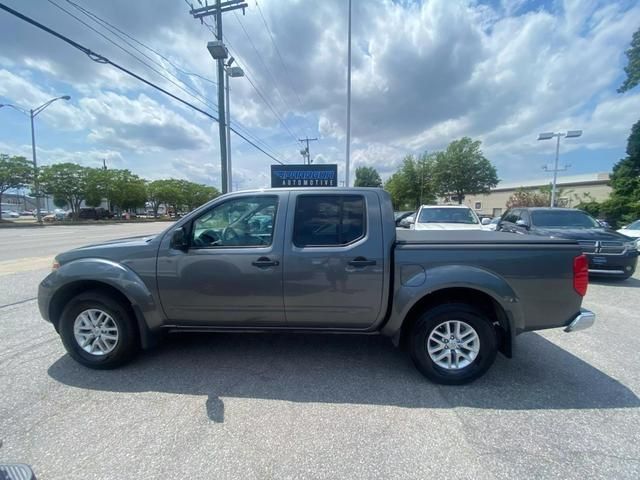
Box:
573;255;588;296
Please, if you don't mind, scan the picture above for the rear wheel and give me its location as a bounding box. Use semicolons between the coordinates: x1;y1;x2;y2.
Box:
409;303;497;385
58;290;139;369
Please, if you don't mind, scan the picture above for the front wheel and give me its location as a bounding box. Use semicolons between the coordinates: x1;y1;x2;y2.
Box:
58;290;139;369
409;303;497;385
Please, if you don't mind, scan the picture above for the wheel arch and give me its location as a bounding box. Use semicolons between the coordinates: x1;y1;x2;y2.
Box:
397;287;513;357
47;269;160;350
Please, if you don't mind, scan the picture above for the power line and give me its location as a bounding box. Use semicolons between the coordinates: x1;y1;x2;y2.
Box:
47;0;219;113
254;0;304;111
223;35;300;146
0;1;283;164
186;6;294;158
232;11;301;137
58;0;286;162
65;0;217;86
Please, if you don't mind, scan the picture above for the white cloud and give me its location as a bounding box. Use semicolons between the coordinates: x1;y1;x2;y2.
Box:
80;92;211;151
1;0;639;186
0;69;88;130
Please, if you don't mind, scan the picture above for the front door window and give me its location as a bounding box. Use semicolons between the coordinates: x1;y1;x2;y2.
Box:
191;196;278;248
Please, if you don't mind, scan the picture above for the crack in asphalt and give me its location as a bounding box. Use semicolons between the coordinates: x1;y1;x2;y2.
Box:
0;297;37;309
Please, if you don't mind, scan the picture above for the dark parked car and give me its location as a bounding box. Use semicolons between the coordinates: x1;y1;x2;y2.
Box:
498;207;639;279
71;207;113;220
39;188;595;385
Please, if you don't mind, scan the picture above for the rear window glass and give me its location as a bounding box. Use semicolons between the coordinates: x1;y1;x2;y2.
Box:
417;207;479;224
293;195;365;247
531;211;599;228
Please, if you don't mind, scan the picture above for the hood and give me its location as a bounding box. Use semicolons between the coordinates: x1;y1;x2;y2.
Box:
414;222;483;231
532;227;632;241
618;228;640;239
76;234;157;249
56;234;158;264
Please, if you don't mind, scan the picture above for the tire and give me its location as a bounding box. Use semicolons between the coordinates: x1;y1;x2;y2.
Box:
58;290;139;369
409;303;497;385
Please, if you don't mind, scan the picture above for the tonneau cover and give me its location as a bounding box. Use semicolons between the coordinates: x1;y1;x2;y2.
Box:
395;229;577;245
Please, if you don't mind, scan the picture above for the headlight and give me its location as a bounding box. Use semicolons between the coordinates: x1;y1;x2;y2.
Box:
624;241;638;252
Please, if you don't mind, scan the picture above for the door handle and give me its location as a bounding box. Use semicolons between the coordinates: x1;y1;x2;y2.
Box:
348;257;376;267
252;257;279;268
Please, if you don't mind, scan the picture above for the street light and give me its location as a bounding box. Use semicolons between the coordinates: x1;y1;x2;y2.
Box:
0;95;71;223
537;129;582;207
207;40;229;194
224;59;244;192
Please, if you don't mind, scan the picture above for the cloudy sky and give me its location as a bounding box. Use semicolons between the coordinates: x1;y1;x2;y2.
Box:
1;0;639;190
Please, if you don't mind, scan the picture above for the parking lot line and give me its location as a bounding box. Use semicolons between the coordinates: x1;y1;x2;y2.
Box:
0;256;53;276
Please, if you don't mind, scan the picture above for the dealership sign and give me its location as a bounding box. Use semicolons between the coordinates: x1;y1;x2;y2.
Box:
270;164;338;188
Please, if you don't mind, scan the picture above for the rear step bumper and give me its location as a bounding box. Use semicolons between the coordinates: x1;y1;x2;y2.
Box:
564;309;596;333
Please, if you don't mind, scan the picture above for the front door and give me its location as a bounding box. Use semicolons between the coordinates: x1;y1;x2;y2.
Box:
157;193;287;326
282;193;385;329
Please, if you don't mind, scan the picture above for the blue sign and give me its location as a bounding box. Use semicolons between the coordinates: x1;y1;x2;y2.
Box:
271;164;338;188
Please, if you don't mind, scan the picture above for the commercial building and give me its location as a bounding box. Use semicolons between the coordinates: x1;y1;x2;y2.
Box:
461;172;611;218
0;192;38;212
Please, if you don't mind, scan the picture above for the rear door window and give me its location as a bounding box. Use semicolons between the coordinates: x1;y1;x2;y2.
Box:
292;195;366;247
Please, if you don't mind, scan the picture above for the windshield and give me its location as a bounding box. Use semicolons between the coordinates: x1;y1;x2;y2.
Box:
417;207;479;224
626;220;640;230
531;210;600;228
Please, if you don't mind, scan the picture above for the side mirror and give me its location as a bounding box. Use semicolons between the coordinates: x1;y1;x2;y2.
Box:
515;219;530;229
170;227;189;250
481;218;491;225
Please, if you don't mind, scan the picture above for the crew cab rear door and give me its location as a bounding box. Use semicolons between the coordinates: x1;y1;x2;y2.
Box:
282;191;385;329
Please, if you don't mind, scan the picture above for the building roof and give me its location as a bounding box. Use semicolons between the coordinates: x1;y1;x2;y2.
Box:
493;172;610;191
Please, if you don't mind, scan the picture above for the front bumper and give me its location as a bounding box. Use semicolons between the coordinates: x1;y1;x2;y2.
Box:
585;251;638;276
37;273;56;323
564;309;596;332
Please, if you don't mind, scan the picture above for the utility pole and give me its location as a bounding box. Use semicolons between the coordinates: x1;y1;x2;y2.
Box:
345;0;352;186
189;0;247;194
298;137;317;164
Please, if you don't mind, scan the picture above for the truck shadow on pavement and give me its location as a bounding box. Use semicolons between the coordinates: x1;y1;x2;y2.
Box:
48;331;640;423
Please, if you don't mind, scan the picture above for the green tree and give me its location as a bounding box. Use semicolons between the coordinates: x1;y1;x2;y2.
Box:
354;166;382;187
600;120;640;226
432;137;498;204
38;163;90;219
180;181;219;211
147;179;173;218
0;154;33;211
107;170;147;214
53;196;67;209
146;179;185;215
383;153;435;210
85;168;110;208
618;28;640;93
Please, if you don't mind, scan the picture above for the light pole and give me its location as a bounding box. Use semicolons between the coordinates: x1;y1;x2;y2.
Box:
345;0;352;187
1;95;71;223
207;39;229;194
225;58;244;193
537;130;582;207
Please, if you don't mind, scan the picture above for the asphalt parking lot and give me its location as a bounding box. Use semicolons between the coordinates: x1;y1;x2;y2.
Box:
1;224;639;479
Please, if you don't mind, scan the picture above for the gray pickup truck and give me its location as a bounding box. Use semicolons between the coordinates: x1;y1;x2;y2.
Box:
38;188;595;384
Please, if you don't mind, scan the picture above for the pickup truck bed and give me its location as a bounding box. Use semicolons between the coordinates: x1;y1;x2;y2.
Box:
38;188;595;384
